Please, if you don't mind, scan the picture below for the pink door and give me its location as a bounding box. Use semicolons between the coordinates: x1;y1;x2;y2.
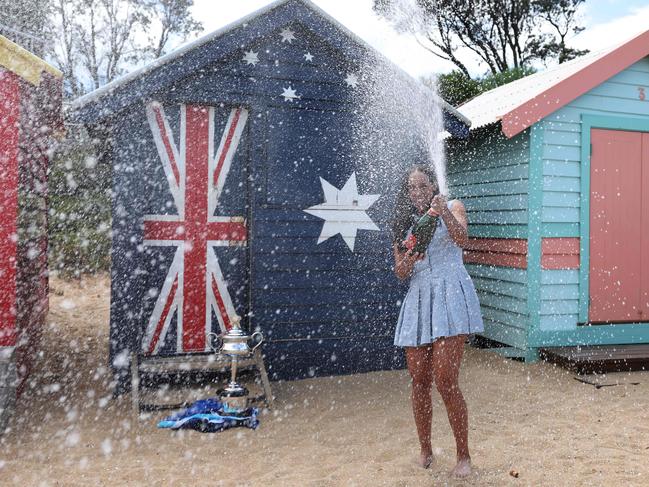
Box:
589;129;647;322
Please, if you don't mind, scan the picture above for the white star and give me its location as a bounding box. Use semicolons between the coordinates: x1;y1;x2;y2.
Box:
281;86;300;102
242;50;259;66
344;73;359;88
304;173;380;252
304;52;314;62
280;28;296;43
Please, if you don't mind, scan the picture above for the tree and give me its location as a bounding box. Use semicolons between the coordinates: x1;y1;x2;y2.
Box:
143;0;203;59
531;0;589;64
45;0;203;276
374;0;588;76
0;0;50;55
46;0;203;97
49;127;113;277
48;0;81;97
433;66;536;106
430;70;481;106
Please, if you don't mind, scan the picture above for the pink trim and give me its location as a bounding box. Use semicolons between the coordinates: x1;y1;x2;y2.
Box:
501;30;649;138
463;238;528;269
541;238;580;270
462;237;580;270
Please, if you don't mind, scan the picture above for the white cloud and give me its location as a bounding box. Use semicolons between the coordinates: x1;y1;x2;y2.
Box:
569;5;649;53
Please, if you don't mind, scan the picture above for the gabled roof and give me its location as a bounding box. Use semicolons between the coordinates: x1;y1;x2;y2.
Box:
69;0;469;133
458;29;649;138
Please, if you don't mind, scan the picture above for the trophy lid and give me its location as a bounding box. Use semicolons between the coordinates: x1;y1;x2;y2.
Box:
220;315;253;354
225;315;246;336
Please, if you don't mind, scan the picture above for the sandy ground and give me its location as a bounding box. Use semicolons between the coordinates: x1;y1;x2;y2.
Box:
1;274;649;486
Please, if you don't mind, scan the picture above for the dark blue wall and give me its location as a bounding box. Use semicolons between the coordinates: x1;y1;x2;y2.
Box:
102;8;437;383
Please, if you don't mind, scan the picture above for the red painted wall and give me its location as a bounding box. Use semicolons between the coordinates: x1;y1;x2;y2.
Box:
1;66;58;396
463;238;527;269
464;237;580;270
541;238;579;270
0;69;20;347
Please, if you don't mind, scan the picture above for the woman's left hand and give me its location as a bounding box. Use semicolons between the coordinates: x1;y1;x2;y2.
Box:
429;194;448;216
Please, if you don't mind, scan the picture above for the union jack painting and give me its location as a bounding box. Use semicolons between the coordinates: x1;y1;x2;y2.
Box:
141;102;249;355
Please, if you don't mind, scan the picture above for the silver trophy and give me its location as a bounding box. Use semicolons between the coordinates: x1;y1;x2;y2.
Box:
208;316;263;414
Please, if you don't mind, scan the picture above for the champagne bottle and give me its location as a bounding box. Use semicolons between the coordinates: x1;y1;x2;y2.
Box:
403;208;438;253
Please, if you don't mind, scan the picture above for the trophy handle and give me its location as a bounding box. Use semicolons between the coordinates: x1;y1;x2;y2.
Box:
249;331;264;352
207;332;222;353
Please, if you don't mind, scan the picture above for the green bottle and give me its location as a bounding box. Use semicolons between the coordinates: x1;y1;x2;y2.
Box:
403;208;438;253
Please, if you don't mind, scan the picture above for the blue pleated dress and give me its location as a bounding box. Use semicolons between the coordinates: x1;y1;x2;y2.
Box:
394;203;484;347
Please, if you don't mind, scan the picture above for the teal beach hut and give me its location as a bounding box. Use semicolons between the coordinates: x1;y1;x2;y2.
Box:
447;29;649;362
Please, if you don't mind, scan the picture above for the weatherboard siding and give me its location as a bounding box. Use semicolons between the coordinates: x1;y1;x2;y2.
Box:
447;127;530;237
447;127;531;348
534;56;649;333
465;264;529;348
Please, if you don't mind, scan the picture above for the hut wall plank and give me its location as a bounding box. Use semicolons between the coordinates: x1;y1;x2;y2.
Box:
536;261;580;332
542;161;580;178
479;293;528;315
261;319;396;341
481;307;527;330
541;144;580;161
542;207;580;222
464;263;529;343
465;264;529;284
542;191;580;207
542;175;580;193
540;284;579;300
262;336;404;380
463;194;528;211
482;319;527;348
471;277;527;300
447;129;531;346
539;314;578;331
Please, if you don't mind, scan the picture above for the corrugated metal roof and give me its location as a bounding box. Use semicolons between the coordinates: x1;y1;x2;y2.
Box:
458;50;608;131
457;29;649;135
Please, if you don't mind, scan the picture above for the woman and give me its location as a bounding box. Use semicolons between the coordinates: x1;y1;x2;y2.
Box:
392;164;484;478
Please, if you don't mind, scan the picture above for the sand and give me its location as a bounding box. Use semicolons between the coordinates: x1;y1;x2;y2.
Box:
1;273;649;486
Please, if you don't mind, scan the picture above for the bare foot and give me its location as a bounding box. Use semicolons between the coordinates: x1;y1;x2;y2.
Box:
451;457;472;478
417;450;433;469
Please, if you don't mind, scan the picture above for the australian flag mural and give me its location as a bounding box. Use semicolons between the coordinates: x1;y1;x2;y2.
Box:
69;0;470;388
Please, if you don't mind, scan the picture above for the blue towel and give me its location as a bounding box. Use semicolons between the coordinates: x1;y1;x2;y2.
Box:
157;398;259;432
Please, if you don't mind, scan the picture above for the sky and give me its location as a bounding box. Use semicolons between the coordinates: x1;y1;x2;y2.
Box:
190;0;649;79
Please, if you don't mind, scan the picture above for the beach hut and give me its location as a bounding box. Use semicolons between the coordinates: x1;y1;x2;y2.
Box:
69;0;470;389
448;30;649;363
0;35;63;430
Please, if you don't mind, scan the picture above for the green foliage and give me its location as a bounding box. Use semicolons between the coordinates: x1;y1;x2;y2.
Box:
48;129;112;277
435;66;537;107
374;0;589;75
479;66;538;92
435;71;482;107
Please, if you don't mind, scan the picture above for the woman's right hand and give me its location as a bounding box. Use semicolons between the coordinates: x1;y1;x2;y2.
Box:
394;246;424;280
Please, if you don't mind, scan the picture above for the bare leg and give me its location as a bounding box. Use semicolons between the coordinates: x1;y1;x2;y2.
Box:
405;345;434;468
432;335;472;478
